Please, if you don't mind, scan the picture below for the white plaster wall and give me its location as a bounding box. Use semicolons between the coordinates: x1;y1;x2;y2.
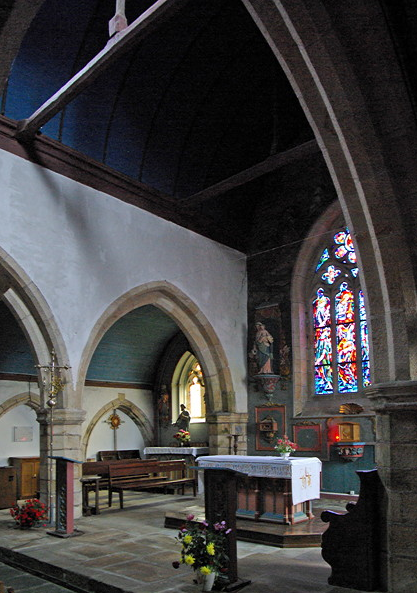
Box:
0;150;248;411
86;409;145;460
0;404;40;465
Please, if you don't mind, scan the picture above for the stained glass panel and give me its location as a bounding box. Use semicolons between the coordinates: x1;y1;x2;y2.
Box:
315;365;333;394
336;323;356;362
316;248;330;271
313;289;331;327
338;363;358;392
313;227;371;395
315;327;332;365
335;282;354;323
321;265;342;285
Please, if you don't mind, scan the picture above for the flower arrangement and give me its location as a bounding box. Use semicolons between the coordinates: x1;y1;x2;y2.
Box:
10;498;48;529
274;435;298;455
173;429;191;444
172;514;231;578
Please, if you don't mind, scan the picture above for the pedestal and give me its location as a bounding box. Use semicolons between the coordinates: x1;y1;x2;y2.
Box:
48;456;83;538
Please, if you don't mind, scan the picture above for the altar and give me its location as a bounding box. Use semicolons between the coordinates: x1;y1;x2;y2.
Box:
143;446;209;480
197;455;321;525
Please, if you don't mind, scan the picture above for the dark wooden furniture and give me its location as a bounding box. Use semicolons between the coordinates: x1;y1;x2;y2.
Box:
81;458;196;514
97;449;141;461
0;467;17;508
9;456;40;499
109;459;197;508
321;469;385;591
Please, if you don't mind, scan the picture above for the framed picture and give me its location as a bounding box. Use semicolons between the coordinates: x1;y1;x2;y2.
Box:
255;405;285;451
13;426;33;442
293;423;322;452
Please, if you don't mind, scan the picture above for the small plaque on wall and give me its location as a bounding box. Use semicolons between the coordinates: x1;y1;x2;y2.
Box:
13;426;33;442
255;405;285;451
293;423;321;452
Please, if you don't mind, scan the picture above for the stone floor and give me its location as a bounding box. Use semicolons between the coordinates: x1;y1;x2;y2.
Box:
0;492;383;593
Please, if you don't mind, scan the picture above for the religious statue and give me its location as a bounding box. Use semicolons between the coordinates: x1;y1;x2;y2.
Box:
173;403;190;432
251;321;274;374
157;385;170;427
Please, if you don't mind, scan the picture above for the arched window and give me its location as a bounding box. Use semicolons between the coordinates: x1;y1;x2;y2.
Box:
171;352;206;423
313;227;371;395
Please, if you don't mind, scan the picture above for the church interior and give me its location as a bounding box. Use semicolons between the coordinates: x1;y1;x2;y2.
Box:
0;0;416;591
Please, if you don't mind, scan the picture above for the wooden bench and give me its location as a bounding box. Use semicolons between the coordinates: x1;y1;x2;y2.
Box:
81;458;154;514
108;459;197;509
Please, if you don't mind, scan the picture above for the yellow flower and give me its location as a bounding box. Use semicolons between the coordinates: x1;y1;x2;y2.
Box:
183;535;192;544
206;542;215;556
184;555;195;565
200;566;212;575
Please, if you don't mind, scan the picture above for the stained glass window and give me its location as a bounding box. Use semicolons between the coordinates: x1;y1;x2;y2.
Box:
313;228;371;394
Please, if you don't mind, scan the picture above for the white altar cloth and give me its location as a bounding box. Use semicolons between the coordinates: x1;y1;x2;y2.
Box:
197;455;321;505
144;446;209;458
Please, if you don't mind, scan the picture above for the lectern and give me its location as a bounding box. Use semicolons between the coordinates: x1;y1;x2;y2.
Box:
202;467;251;591
48;456;83;538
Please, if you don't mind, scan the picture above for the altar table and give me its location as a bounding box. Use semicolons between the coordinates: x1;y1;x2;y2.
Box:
197;455;321;525
143;447;209;483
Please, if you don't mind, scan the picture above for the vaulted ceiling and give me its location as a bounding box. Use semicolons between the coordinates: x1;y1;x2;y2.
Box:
1;0;316;253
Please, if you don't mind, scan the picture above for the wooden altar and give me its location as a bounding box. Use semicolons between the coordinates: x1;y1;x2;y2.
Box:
197;455;321;525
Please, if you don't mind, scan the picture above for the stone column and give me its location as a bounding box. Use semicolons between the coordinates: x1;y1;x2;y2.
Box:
367;382;417;593
206;412;248;455
37;407;86;520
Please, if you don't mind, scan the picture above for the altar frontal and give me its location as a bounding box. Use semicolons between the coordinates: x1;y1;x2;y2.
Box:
197;455;321;525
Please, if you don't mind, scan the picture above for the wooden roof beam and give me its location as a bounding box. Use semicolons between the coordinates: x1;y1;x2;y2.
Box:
15;0;187;143
179;139;320;205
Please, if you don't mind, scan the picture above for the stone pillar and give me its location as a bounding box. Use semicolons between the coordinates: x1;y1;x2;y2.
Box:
367;382;417;593
37;408;86;520
206;412;248;455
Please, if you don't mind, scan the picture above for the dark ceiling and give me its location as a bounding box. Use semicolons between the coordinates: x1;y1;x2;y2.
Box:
2;0;315;253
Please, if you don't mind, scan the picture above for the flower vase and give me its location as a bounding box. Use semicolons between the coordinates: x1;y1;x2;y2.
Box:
202;571;216;591
280;452;290;459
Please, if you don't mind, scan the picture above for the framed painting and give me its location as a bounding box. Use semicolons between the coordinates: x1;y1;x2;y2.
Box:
255;405;285;451
293;423;322;452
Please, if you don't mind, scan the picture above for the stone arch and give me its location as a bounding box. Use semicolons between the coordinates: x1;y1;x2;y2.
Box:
77;281;235;414
81;398;153;459
0;247;72;397
0;392;41;416
243;0;417;385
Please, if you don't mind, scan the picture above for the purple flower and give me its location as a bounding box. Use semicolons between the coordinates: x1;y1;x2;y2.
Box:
225;528;232;534
186;514;195;521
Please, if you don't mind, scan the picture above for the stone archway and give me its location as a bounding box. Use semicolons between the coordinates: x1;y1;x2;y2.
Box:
242;3;417;589
81;398;153;459
77;281;236;415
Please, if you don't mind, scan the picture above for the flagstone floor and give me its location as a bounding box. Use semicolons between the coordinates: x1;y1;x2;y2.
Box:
0;492;384;593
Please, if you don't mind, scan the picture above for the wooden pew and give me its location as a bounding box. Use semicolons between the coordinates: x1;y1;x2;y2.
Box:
108;459;197;509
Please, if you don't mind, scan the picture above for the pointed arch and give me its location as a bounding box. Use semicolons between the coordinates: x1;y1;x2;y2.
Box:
243;0;417;385
0;392;41;417
77;281;235;414
81;397;153;458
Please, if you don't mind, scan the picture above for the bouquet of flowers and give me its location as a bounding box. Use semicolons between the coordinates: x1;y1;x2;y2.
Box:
274;434;298;455
10;498;48;529
172;514;231;577
173;429;191;444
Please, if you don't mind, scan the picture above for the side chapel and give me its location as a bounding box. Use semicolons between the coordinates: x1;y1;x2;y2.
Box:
0;1;416;592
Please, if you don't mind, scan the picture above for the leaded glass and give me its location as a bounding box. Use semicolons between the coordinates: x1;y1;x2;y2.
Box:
313;227;371;395
335;282;354;323
315;364;333;394
336;323;356;363
321;265;342;285
313;289;331;327
316;248;330;271
338;363;358;392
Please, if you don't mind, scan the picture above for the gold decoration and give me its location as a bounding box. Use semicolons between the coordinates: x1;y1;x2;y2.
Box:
339;403;364;415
